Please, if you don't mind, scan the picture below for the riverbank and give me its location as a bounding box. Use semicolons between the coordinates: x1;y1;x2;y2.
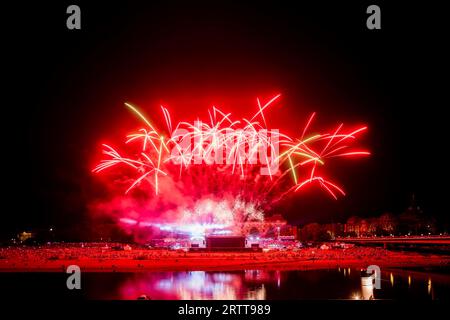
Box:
1;245;450;272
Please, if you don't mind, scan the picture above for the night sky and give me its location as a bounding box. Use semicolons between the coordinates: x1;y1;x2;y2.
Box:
3;1;449;238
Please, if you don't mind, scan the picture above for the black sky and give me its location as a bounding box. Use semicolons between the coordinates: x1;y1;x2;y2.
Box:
2;1;449;237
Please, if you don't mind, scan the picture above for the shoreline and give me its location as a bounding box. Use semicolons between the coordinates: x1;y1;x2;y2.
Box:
2;246;450;272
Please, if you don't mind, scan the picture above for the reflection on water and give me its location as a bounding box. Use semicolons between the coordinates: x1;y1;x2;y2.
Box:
428;278;432;297
1;268;449;300
336;267;448;300
87;268;450;300
117;270;271;300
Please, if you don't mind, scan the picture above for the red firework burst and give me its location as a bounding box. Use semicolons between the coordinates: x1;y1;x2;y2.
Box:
92;94;369;230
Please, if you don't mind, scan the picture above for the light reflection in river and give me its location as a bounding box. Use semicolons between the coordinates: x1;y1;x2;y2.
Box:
3;268;449;300
108;268;450;300
118;271;275;300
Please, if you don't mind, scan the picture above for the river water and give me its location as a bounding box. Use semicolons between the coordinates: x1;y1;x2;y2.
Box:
1;268;450;300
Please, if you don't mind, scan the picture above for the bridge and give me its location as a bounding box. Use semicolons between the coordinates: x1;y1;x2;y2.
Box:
337;235;450;247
